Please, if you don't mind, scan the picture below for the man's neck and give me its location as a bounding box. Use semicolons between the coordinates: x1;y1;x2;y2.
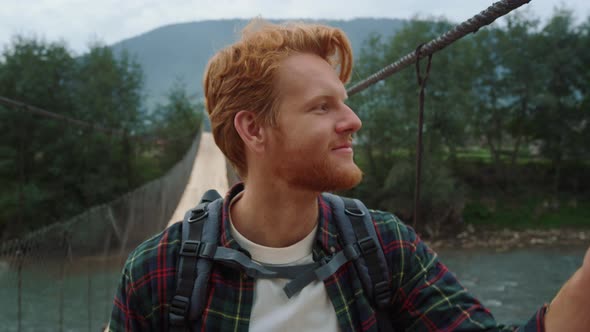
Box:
231;179;319;248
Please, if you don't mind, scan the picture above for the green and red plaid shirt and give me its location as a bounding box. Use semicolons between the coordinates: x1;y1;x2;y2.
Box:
109;184;547;331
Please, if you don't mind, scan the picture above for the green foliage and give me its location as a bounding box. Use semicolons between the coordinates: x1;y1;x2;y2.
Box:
146;79;203;174
349;18;475;230
0;37;78;236
526;9;589;192
0;38;200;239
464;195;590;229
349;9;590;231
469;13;545;187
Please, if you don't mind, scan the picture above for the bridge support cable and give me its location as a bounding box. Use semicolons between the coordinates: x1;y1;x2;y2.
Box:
413;46;433;229
0;95;195;144
346;0;531;229
0;95;124;136
346;0;531;97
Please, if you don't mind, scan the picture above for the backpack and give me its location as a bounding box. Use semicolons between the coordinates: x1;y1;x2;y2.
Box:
168;189;394;331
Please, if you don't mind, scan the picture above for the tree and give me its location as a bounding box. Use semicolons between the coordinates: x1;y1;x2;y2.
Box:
69;45;145;206
0;39;147;239
528;9;587;193
349;19;471;231
470;12;544;187
148;79;203;173
0;37;76;236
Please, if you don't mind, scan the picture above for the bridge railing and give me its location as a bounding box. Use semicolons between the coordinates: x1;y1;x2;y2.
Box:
0;130;202;332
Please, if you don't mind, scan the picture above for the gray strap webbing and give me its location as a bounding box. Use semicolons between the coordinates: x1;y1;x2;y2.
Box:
188;198;222;321
321;193;392;308
283;270;316;298
322;194;373;291
212;247;276;278
197;242;362;298
283;243;361;298
175;190;394;331
263;263;321;279
197;245;320;279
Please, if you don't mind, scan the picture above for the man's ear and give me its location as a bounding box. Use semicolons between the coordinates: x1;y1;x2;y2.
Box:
234;110;265;153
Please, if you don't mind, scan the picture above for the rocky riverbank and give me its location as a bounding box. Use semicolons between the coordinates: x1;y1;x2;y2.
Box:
426;225;590;252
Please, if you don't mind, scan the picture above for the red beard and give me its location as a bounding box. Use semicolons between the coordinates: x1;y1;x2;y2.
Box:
271;139;363;192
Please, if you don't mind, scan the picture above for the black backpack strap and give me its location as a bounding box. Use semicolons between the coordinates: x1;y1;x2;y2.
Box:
340;197;395;332
169;190;394;331
169;190;222;332
322;193;392;309
342;197;391;309
168;189;322;330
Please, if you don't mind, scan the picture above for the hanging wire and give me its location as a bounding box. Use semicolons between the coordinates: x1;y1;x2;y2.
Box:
0;95;195;144
345;0;531;229
413;45;433;229
347;0;531;96
0;96;124;136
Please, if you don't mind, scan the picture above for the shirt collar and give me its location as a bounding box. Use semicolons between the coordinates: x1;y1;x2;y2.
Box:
218;182;341;256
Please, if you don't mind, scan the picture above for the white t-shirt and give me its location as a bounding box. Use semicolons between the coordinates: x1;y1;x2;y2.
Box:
229;194;340;331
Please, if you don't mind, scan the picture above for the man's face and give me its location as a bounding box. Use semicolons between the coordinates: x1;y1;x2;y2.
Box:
265;53;363;192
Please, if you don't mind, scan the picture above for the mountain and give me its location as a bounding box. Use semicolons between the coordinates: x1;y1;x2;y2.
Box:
110;18;405;109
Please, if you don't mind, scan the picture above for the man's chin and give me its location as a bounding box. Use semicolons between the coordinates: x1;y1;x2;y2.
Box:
277;159;363;193
308;165;363;193
329;168;363;191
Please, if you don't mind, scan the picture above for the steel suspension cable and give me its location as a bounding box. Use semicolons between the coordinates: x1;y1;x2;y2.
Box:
346;0;531;96
413;46;433;229
345;0;531;229
0;95;125;136
0;95;195;143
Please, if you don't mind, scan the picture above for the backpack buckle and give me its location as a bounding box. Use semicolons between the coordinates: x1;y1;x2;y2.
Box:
188;204;209;223
199;242;217;259
373;280;391;308
357;237;377;255
169;295;190;317
180;240;201;257
319;254;333;266
344;206;365;217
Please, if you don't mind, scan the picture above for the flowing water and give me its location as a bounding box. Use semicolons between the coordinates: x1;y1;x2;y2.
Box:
0;247;586;331
437;246;586;325
0;256;122;332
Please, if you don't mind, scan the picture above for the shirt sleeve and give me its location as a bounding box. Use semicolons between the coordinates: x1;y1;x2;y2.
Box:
108;224;182;331
377;212;547;331
108;264;151;332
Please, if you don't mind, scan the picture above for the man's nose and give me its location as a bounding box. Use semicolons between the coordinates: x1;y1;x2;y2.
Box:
336;104;362;134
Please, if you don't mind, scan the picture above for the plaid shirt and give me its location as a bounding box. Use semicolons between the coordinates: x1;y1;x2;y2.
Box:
109;184;547;331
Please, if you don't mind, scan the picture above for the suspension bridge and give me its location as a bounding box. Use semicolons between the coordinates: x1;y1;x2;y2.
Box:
0;1;553;330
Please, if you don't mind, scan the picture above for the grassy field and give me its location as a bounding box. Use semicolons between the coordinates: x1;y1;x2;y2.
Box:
463;193;590;229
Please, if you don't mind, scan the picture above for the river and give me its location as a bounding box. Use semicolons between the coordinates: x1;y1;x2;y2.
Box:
0;246;586;331
437;246;586;325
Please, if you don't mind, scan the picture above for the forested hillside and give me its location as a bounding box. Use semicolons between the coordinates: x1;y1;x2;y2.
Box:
110;18;405;107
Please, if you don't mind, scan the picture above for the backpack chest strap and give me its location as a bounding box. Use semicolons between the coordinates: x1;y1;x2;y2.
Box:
180;237;373;299
180;240;321;279
283;241;367;297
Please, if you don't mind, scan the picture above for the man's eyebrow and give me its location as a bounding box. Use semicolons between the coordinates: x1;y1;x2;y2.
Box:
309;89;348;101
300;86;348;107
301;95;329;108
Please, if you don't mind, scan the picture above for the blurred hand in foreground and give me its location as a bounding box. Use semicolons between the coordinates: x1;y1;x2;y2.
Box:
545;246;590;332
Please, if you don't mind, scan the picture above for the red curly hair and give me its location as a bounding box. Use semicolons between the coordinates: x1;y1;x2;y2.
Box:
203;19;353;178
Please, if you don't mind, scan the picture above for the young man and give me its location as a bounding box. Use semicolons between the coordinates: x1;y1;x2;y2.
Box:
109;20;590;331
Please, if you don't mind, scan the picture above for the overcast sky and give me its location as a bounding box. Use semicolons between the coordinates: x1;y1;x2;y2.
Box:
1;0;588;54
